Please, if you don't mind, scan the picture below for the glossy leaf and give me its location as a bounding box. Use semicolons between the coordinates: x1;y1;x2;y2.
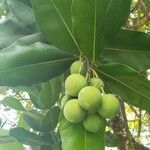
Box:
1;97;25;111
102;0;131;39
41;106;60;131
31;0;79;54
7;0;37;33
28;77;61;109
59;113;106;150
23;111;43;131
0;13;29;49
0;41;73;86
9;127;51;145
40;132;61;150
71;0;109;59
97;63;150;110
14;32;47;46
102;29;150;70
40;77;61;108
18;0;31;6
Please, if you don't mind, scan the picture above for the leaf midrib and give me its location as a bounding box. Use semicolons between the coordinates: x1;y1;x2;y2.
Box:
0;57;73;73
104;47;150;54
49;0;81;52
97;69;150;100
92;0;97;62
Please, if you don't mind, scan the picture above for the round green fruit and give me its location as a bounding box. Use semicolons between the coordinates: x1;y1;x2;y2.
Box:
61;94;70;108
90;77;104;90
83;113;104;133
97;94;120;119
65;74;87;97
78;86;102;111
63;99;86;123
70;61;86;75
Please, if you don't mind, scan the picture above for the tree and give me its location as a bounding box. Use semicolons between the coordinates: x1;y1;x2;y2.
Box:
0;0;149;150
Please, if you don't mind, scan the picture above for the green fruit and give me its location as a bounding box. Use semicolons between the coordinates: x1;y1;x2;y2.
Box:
61;94;70;108
70;61;86;75
65;74;87;97
78;86;102;111
83;113;104;133
63;99;86;123
90;77;104;90
97;94;120;119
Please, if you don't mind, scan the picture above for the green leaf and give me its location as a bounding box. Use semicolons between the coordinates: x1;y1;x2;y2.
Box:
102;0;131;40
0;141;23;150
59;113;106;150
28;77;61;109
7;0;37;33
1;97;25;111
71;0;109;59
97;63;150;110
0;136;16;144
39;77;61;109
105;131;119;147
41;106;60;131
18;0;31;6
18;113;30;130
0;129;16;144
9;127;51;145
23;107;60;131
0;13;29;49
0;129;23;150
40;132;61;150
14;32;47;46
31;0;80;54
102;29;150;70
0;41;73;86
23;111;43;131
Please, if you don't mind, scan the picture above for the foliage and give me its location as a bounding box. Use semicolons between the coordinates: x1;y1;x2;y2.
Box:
0;0;149;150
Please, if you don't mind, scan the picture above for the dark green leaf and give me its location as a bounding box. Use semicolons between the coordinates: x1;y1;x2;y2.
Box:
7;0;37;33
28;77;61;109
9;127;51;145
1;97;25;111
102;0;131;39
0;41;73;86
0;13;29;49
105;131;119;147
39;77;61;109
41;106;60;131
40;132;61;150
71;0;109;59
59;113;106;150
102;29;150;70
97;63;150;110
31;0;79;54
18;0;31;6
23;111;43;131
14;32;47;46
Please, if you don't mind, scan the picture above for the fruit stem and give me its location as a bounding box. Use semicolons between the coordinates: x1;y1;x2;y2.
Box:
101;87;105;95
90;68;99;78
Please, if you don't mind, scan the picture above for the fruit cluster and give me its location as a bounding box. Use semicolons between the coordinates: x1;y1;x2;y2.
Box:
61;60;120;133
